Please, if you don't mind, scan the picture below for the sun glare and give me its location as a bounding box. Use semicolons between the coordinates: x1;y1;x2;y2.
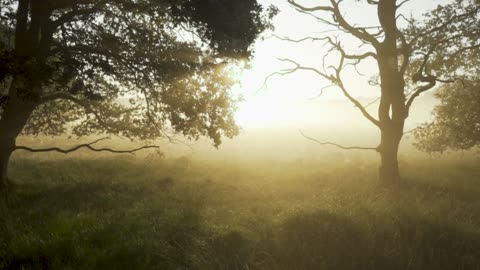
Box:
231;37;378;129
232;0;447;130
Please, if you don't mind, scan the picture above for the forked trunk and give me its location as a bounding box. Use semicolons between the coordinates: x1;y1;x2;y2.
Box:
374;0;408;184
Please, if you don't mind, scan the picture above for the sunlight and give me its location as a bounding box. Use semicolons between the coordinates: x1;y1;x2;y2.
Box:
3;0;479;269
232;0;451;130
232;34;378;129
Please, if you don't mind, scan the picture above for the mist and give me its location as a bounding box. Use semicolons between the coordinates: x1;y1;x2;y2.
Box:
1;0;479;269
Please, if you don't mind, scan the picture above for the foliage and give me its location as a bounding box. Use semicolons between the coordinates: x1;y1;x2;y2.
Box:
415;80;480;153
170;0;279;58
405;0;480;83
0;0;277;147
406;0;480;153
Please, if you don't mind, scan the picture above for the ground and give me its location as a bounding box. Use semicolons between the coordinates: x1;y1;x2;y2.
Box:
1;152;479;270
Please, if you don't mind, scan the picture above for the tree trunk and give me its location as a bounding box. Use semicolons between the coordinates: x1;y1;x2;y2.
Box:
0;0;45;190
0;135;15;189
374;0;408;184
0;89;36;190
378;129;402;183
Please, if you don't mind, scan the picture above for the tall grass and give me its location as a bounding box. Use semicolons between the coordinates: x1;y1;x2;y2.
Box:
1;154;479;269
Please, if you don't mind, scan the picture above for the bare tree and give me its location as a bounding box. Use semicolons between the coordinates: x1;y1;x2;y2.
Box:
274;0;479;182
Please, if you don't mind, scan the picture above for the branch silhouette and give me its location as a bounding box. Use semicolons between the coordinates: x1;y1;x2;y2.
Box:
15;137;159;154
300;130;377;151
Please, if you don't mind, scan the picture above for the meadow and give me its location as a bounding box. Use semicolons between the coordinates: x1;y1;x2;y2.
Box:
1;151;480;270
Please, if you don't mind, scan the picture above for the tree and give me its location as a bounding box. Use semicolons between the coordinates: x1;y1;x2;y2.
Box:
276;0;479;182
414;79;480;153
412;10;480;154
0;0;277;188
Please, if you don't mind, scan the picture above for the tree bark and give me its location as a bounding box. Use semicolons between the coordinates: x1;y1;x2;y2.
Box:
0;0;47;190
0;85;37;189
0;135;15;189
0;109;34;189
376;72;406;184
378;128;402;183
376;61;406;184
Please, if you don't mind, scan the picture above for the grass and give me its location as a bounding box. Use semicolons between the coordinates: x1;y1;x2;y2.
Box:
1;153;480;269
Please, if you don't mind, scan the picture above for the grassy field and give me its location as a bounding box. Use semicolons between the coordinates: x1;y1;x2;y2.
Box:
1;153;480;270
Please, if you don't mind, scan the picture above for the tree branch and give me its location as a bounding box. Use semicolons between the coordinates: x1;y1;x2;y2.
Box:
272;34;331;44
396;0;412;10
14;137;159;154
277;57;381;128
300;130;377;151
363;97;380;108
405;80;436;113
329;0;380;47
408;9;478;48
287;0;380;47
39;92;116;133
275;33;378;61
52;1;109;28
287;0;332;12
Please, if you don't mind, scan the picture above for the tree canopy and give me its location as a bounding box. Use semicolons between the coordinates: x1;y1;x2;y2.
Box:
0;0;277;147
408;0;480;153
415;79;480;153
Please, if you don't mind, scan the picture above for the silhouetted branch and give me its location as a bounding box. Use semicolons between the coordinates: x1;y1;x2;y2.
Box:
287;0;380;47
258;68;299;92
277;57;381;128
52;1;109;28
15;137;159;154
40;92;119;134
403;127;421;135
300;130;377;151
407;9;478;48
363;97;380;108
272;34;332;44
278;58;331;80
308;85;335;100
405;81;436;113
396;14;413;24
287;0;332;12
396;0;412;9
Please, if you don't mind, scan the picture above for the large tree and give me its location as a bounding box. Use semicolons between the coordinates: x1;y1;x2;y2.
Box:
0;0;277;188
278;0;479;182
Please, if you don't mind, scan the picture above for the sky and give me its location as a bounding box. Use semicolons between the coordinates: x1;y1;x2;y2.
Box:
233;0;453;132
